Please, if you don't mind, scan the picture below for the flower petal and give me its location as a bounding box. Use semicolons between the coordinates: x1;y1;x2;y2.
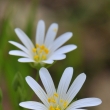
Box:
42;60;54;64
67;98;102;110
19;101;48;110
45;23;58;48
25;76;49;107
18;58;34;62
49;32;73;52
9;41;32;57
15;28;34;51
57;67;73;100
48;54;66;60
39;67;56;97
36;20;45;45
72;109;87;110
66;73;86;104
9;50;29;57
53;45;77;55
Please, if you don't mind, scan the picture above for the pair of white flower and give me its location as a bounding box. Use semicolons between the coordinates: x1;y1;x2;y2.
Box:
19;67;102;110
9;20;77;65
9;20;102;109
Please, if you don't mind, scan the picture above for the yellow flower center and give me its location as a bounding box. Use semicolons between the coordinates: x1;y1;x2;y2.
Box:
32;44;49;63
48;93;68;110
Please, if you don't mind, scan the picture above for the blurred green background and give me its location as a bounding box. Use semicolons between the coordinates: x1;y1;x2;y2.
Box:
0;0;110;110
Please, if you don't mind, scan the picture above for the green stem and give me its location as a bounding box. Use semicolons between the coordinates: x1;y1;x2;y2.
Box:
0;103;3;110
36;70;39;81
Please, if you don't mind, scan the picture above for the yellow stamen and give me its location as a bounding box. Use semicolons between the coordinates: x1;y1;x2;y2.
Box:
51;99;56;103
44;48;49;54
49;106;55;110
48;93;68;110
42;55;46;60
36;44;39;48
60;99;63;103
48;98;51;103
33;44;49;62
40;45;45;50
56;106;60;110
32;48;36;52
63;101;68;108
54;93;58;97
34;55;39;60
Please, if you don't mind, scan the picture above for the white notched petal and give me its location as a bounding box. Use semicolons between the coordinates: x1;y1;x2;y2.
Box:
49;32;73;52
18;58;34;62
72;109;87;110
39;67;56;97
66;108;87;110
15;28;34;51
9;50;29;58
53;45;77;55
42;60;54;64
26;76;49;107
66;73;86;104
48;54;66;60
19;101;48;110
57;67;73;100
45;23;58;48
36;20;45;45
9;41;32;57
67;98;102;110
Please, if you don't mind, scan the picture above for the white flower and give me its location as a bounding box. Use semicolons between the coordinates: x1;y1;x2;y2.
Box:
9;20;77;65
19;67;102;110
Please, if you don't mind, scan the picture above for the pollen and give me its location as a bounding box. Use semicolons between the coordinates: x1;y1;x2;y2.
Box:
44;48;49;54
32;44;49;63
63;101;68;108
34;55;39;60
56;106;60;110
53;28;57;32
54;93;58;97
32;48;36;52
40;45;45;50
49;106;55;110
48;98;51;103
36;44;39;48
51;99;56;103
42;55;46;60
48;93;68;110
